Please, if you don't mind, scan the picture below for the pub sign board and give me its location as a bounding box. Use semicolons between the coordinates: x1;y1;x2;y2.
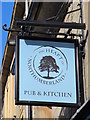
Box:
15;36;80;107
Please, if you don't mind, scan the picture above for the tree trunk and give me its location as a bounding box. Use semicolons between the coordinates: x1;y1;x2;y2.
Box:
47;68;49;78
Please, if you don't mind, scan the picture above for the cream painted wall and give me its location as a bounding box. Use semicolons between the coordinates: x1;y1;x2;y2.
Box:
2;73;26;118
87;2;90;99
32;106;52;118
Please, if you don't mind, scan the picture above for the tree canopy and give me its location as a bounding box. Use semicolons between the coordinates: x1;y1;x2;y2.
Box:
38;56;59;79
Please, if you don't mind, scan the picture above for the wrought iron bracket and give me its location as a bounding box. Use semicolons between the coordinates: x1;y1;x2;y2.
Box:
2;23;83;37
67;8;81;14
80;30;89;59
2;20;87;51
15;20;86;30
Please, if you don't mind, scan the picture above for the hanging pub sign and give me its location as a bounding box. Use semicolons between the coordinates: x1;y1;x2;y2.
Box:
15;36;80;107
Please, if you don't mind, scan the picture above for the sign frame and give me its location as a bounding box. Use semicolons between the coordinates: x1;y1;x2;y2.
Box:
15;35;80;107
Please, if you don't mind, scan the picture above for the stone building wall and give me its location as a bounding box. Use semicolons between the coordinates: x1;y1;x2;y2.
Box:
52;2;90;119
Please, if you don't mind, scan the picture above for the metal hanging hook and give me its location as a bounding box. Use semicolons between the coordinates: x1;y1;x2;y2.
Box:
2;24;21;32
2;24;9;31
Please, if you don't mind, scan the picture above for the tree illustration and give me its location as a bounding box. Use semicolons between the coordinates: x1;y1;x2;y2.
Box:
38;56;59;79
